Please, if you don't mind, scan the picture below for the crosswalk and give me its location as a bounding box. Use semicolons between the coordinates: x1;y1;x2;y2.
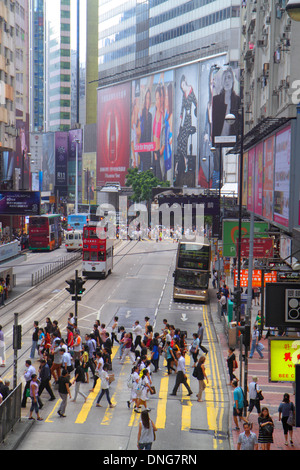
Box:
42;306;228;442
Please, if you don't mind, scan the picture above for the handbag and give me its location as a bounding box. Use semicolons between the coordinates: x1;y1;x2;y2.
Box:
262;422;274;436
150;386;156;395
108;373;115;384
287;409;295;427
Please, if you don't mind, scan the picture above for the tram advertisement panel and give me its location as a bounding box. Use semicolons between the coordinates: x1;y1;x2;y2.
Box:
97;82;131;187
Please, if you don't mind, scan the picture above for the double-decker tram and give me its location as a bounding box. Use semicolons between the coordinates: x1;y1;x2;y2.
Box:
173;239;211;302
82;223;114;278
29;214;62;251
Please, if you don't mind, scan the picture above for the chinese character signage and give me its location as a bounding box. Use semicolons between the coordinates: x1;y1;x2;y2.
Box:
270;338;300;382
234;269;277;288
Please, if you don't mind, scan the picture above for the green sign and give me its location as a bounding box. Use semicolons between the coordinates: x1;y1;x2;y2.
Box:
223;220;269;257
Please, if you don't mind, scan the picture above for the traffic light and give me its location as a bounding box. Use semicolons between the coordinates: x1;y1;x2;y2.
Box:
66;279;76;295
232;288;241;316
76;277;86;295
243;324;251;348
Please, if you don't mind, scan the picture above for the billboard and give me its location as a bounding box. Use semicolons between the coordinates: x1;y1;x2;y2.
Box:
274;125;291;228
55;132;68;189
254;141;263;215
131;71;174;183
0;191;40;215
174;63;198;188
82;152;97;205
263;135;274;220
97;82;131;187
269;338;300;383
222;219;269;257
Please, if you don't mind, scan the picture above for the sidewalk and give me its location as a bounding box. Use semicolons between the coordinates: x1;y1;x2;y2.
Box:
213;277;300;451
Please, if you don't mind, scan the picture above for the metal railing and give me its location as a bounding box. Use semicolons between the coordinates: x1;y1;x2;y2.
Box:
31;252;81;286
0;384;22;443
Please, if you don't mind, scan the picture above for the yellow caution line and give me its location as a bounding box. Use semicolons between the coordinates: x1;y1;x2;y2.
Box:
203;304;224;448
155;359;169;429
45;399;62;423
74;346;120;424
181;353;192;431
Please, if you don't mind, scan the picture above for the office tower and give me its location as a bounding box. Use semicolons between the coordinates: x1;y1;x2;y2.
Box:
45;0;71;132
29;0;45;132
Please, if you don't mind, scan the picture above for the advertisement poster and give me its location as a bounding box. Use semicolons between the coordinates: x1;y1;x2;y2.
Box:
55;132;68;193
211;66;241;145
247;147;255;212
131;71;174;183
223;220;269;257
174;63;198;188
254;141;263;216
198;57;227;189
263;135;275;220
97;82;131;187
82;153;97;205
274;125;291;228
0;191;40;215
242;152;248;207
269;339;300;382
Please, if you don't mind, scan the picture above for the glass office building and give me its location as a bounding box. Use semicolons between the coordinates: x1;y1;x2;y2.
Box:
30;0;45;132
98;0;241;86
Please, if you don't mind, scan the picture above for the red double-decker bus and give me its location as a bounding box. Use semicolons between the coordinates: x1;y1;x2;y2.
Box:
82;223;114;278
29;215;62;251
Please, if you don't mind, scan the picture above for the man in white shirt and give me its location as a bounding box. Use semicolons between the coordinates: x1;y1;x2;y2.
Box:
60;349;73;374
133;321;143;349
21;360;36;407
170;351;193;397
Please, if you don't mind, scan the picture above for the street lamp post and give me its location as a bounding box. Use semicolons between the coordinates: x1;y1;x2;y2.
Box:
286;0;300;21
75;138;80;214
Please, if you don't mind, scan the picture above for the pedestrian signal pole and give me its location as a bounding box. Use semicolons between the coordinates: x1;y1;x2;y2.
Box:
65;270;86;324
13;313;22;389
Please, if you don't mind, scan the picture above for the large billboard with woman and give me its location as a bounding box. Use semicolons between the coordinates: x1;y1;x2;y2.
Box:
131;71;174;183
173;64;198;188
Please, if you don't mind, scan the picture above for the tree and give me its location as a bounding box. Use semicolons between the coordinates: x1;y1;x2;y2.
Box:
125;168;170;203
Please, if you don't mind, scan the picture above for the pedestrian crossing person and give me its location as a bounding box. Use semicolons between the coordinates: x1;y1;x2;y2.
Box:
96;363;116;409
170;350;193;397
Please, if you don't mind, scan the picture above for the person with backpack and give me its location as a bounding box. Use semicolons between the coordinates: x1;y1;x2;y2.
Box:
71;359;88;403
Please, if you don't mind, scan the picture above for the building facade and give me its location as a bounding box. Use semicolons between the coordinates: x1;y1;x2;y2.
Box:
45;0;71;132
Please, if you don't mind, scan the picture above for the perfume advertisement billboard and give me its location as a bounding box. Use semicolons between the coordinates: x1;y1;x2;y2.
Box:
97;82;131;187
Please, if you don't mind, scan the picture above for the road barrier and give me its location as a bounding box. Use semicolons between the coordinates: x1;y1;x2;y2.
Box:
0;384;22;443
31;251;81;286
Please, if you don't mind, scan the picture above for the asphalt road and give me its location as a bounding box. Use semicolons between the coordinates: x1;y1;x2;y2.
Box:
1;239;231;451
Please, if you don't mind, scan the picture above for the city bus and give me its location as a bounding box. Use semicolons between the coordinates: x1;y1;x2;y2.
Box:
65;230;83;252
29;215;62;251
67;213;89;232
173;239;211;302
82;223;114;278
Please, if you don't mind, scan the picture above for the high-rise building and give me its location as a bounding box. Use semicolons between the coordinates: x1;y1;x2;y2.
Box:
98;0;241;86
45;0;71;132
29;0;45;132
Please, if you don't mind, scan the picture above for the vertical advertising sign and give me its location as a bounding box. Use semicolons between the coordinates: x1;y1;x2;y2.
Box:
247;147;255;212
55;132;68;196
131;71;174;183
274;125;291;228
242;151;248;206
97;82;131;187
174;63;199;188
212;66;241;145
263;135;274;221
82;153;97;205
198;56;227;189
254;141;263;216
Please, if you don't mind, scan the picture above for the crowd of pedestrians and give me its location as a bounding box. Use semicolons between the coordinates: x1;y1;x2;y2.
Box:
20;313;210;431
